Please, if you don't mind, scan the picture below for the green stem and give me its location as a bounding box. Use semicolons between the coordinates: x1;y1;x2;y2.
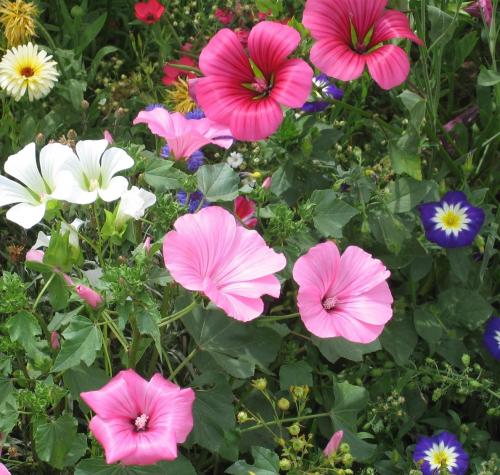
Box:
128;317;141;369
158;300;198;328
261;313;300;323
169;347;198;380
32;274;55;312
164;62;203;76
163;15;183;48
241;412;331;433
102;311;128;351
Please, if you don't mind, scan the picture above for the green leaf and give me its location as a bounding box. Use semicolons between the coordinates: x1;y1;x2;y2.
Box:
313;336;380;364
311;190;359;238
226;446;280;475
398;91;426;130
88;46;119;83
311;128;343;161
136;309;161;356
63;365;109;409
7;311;47;362
438;288;492;330
330;382;376;461
75;455;197;474
144;158;186;191
52;316;102;372
414;306;443;349
76;12;107;55
389;141;422;180
478;67;500;87
34;414;78;469
279;361;313;390
427;5;456;47
255;0;282;15
385;178;433;214
270;163;295;197
196;163;240;202
380;317;418;366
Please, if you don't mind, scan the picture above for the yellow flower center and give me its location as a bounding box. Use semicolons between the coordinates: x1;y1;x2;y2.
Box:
433;450;450;465
441;210;461;229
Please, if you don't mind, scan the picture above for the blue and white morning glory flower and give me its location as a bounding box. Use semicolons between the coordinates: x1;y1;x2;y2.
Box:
413;431;469;475
483;316;500;361
419;191;485;248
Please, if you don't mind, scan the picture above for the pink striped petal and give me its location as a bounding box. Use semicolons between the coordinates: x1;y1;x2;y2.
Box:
271;58;313;108
310;39;366;82
365;44;410;90
349;0;387;41
248;21;301;76
302;0;351;42
199;28;253;81
371;10;423;46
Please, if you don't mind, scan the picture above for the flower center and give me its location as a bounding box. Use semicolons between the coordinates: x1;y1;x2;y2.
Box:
134;413;149;432
252;77;269;94
441;211;461;229
20;66;35;78
89;178;100;191
322;296;338;311
146;13;155;21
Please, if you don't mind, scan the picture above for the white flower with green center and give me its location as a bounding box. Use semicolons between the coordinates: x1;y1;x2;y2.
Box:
115;186;156;227
423;441;459;471
0;142;74;228
430;202;471;237
53;139;134;204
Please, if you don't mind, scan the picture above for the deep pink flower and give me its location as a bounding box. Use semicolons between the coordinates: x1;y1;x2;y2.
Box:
293;241;393;343
0;464;10;475
234;27;250;47
324;430;344;456
134;0;165;24
181;42;193;52
162;56;197;86
303;0;423;90
234;196;257;228
196;21;313;141
163;206;286;321
75;284;103;309
133;107;233;159
215;8;234;25
464;0;493;26
50;331;60;349
257;10;272;21
81;370;195;465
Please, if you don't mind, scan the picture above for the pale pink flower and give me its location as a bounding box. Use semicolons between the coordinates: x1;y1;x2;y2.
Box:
144;236;152;254
163;206;286;321
262;176;272;189
303;0;423;90
103;129;114;144
25;249;44;263
0;464;10;475
292;241;393;343
133;108;233;159
234;196;257;228
324;430;344;456
464;0;493;26
50;331;60;349
196;21;313;141
75;284;103;308
80;369;195;465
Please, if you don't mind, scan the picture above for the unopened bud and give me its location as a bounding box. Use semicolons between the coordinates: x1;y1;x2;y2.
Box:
81;99;90;111
277;398;290;411
237;411;249;423
279;459;292;471
288;423;300;436
252;378;267;391
35;132;45;146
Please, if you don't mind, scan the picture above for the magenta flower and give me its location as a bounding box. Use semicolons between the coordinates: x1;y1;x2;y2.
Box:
163;206;286;321
196;21;313;141
464;0;493;26
324;430;344;456
303;0;423;90
133;107;233;159
234;195;257;228
80;370;195;465
50;331;60;349
293;241;393;343
75;284;103;309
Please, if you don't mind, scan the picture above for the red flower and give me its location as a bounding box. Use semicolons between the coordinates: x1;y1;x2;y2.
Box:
134;0;165;24
162;56;197;86
234;196;258;228
215;8;235;25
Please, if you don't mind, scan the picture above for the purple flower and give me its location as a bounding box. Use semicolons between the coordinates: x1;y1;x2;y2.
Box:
302;101;330;113
464;0;492;26
483;316;500;360
325;84;344;100
419;191;485;248
313;74;344;100
185;109;205;120
176;190;209;213
161;145;170;158
186;150;205;172
145;103;165;111
413;432;469;475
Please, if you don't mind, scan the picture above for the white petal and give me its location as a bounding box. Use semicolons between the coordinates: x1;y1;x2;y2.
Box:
97;176;128;202
4;143;46;194
0;175;38;206
33;231;51;249
75;139;108;181
39;143;78;191
100;147;134;186
6;202;46;229
52;171;98;204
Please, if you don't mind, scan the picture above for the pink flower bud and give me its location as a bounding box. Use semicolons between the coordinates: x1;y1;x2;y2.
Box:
144;236;152;254
75;284;103;308
324;430;344;456
103;129;114;144
50;331;60;349
25;249;44;263
262;176;272;189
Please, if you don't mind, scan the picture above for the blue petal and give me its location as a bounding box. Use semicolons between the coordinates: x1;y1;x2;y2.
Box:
483;316;500;360
442;191;468;204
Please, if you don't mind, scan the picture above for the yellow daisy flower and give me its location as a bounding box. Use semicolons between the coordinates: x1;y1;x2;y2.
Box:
0;0;38;47
166;77;197;113
0;42;59;101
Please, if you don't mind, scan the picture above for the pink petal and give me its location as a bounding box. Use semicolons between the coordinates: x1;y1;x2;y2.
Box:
26;249;44;263
324;430;344;456
220;275;282;299
329;308;386;343
119;430;178;465
293;241;340;296
365;44;410;90
310;39;366;82
302;0;351;42
199;28;253;81
248;21;301;76
133;108;176;140
349;0;387;41
234;195;257;226
193;118;234;149
74;284;103;308
271;58;313;108
0;464;10;475
371;10;423;46
297;286;338;337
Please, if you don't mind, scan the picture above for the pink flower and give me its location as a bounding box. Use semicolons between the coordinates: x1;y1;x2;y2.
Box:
103;129;114;144
234;196;257;228
25;249;44;263
134;0;165;24
215;8;234;25
324;430;344;456
234;27;250;47
181;42;193;52
80;369;195;465
464;0;492;26
133;107;233;159
75;284;103;309
257;10;272;21
0;464;10;475
144;236;152;254
163;206;286;321
292;241;393;343
262;176;272;189
303;0;423;90
162;56;197;86
196;21;313;141
50;331;60;349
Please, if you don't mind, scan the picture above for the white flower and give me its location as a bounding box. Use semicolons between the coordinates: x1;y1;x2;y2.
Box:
33;218;84;250
0;42;59;101
53;139;134;204
227;151;244;169
0;142;74;228
115;186;156;227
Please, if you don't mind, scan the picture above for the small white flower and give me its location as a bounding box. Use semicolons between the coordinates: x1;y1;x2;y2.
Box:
33;218;84;250
0;42;59;101
53;139;134;204
115;186;156;227
0;142;74;228
227;151;244;169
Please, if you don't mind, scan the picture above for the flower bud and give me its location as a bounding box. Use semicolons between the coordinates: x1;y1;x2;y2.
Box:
252;378;267;391
277;398;290;411
237;411;249;423
50;331;60;349
35;133;45;146
81;99;90;111
262;176;272;189
279;459;291;471
75;284;103;308
288;423;300;436
461;354;470;367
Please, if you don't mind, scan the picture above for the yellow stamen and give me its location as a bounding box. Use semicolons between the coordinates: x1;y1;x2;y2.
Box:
166;77;196;113
0;0;38;47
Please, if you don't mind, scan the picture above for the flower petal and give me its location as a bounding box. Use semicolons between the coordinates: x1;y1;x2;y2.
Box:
39;143;77;192
271;58;313;108
4;142;46;194
302;0;351;42
0;175;38;206
365;44;410;90
52;170;97;204
6;202;46;229
349;0;388;41
133;108;177;140
75;139;109;181
98;176;129;202
371;10;423;46
99;147;134;187
119;430;178;465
